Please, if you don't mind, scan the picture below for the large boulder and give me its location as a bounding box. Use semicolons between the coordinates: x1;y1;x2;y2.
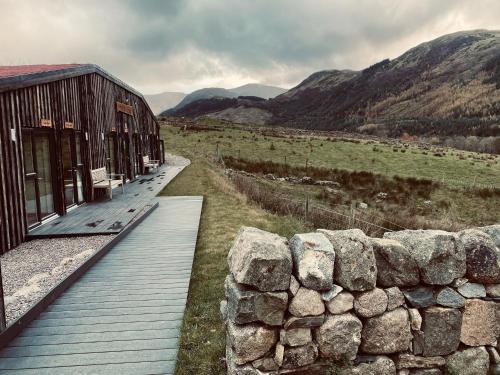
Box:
421;307;462;356
282;342;318;369
353;288;388;318
446;347;490;375
326;291;354;314
457;229;500;283
360;307;412;354
289;233;335;291
372;238;420;287
227;321;278;365
224;276;288;326
460;299;499;346
228;227;292;292
318;229;377;291
339;356;396;375
289;287;325;317
384;230;466;285
315;313;362;361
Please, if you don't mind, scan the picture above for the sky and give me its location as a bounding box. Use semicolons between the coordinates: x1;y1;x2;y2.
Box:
0;0;499;94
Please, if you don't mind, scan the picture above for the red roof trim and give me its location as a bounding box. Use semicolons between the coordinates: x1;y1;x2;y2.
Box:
0;64;83;79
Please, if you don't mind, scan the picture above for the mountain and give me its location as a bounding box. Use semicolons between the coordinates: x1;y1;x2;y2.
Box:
230;83;286;99
168;30;500;136
162;84;286;115
144;92;185;115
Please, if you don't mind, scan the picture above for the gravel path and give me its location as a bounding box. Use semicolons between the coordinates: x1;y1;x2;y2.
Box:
1;236;113;324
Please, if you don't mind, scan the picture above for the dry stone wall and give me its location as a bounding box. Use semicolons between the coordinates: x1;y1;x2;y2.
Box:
221;225;500;375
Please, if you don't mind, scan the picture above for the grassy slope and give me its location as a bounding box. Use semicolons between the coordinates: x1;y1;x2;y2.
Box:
163;125;499;186
160;159;305;375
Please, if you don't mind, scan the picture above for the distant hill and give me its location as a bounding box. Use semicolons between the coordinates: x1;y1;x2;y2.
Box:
162;84;286;115
144;92;185;115
167;30;500;137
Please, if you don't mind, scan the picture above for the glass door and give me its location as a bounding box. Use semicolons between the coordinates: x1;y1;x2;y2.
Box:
61;131;85;208
133;134;142;176
23;129;55;227
122;134;132;180
106;134;117;175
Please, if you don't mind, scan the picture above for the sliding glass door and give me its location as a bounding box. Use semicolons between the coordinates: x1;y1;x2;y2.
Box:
61;130;85;208
22;129;56;227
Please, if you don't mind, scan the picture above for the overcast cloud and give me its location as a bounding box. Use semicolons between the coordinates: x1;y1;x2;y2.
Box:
0;0;499;94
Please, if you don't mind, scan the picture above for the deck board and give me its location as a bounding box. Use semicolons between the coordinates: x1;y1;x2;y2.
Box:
0;196;203;374
28;165;185;237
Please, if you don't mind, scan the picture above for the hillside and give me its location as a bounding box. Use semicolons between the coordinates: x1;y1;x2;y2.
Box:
144;91;185;114
168;30;500;136
162;83;285;115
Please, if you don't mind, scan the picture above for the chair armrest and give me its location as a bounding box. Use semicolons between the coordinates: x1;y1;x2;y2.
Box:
108;173;125;178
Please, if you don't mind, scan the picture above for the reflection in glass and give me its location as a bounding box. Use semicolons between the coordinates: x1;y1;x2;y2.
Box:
61;133;75;207
34;133;55;218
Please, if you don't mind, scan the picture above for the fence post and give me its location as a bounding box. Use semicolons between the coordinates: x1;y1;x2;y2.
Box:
304;194;309;222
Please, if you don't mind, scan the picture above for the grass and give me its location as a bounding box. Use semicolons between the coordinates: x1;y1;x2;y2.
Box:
159;159;306;375
162;123;500;186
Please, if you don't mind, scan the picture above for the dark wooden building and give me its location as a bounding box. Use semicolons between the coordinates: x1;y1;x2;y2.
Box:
0;64;163;253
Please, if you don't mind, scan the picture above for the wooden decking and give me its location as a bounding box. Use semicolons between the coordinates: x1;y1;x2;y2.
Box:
0;196;203;374
29;164;185;237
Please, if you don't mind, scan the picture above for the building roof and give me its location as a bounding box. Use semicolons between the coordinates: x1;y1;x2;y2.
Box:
0;64;156;123
0;64;83;79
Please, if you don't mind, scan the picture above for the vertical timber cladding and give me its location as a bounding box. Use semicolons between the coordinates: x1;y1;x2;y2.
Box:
0;69;160;253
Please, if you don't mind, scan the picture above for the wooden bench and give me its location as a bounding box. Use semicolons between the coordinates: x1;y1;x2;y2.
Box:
90;167;124;200
143;155;160;173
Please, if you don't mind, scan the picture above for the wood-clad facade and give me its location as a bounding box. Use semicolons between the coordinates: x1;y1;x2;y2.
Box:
0;65;162;253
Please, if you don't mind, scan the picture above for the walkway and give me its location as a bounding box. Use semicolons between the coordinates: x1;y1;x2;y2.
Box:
0;196;203;374
29;163;186;237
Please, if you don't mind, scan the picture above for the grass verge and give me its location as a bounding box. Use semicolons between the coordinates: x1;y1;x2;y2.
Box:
160;159;306;375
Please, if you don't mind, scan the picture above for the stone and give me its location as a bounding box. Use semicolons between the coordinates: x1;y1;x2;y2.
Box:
282;342;318;369
457;282;486;298
289;233;335;291
252;357;279;371
412;370;442;375
289;287;325;317
321;284;343;301
395;354;446;369
228;226;292;292
220;300;228;321
326;291;354;314
289;275;300;296
461;299;499;346
408;308;422;330
284;315;324;329
451;277;468;288
280;328;312;347
339;355;396;375
354;288;388;318
361;307;412;354
479;224;500;248
226;344;279;375
490;364;500;375
318;229;377;291
486;284;500;297
487;346;500;363
402;287;435;308
446;347;489;375
412;330;425;355
227;321;278;365
384;230;466;285
435;287;465;308
224;276;288;326
398;370;410;375
421;307;462;356
385;287;405;311
274;342;284;367
279;362;331;374
372;238;420;287
458;229;500;283
315;313;362;361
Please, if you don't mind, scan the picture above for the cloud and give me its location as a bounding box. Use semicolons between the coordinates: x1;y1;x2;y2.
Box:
0;0;499;93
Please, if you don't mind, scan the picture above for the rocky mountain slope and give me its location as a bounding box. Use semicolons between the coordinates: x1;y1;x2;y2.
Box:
144;91;185;114
168;30;500;136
